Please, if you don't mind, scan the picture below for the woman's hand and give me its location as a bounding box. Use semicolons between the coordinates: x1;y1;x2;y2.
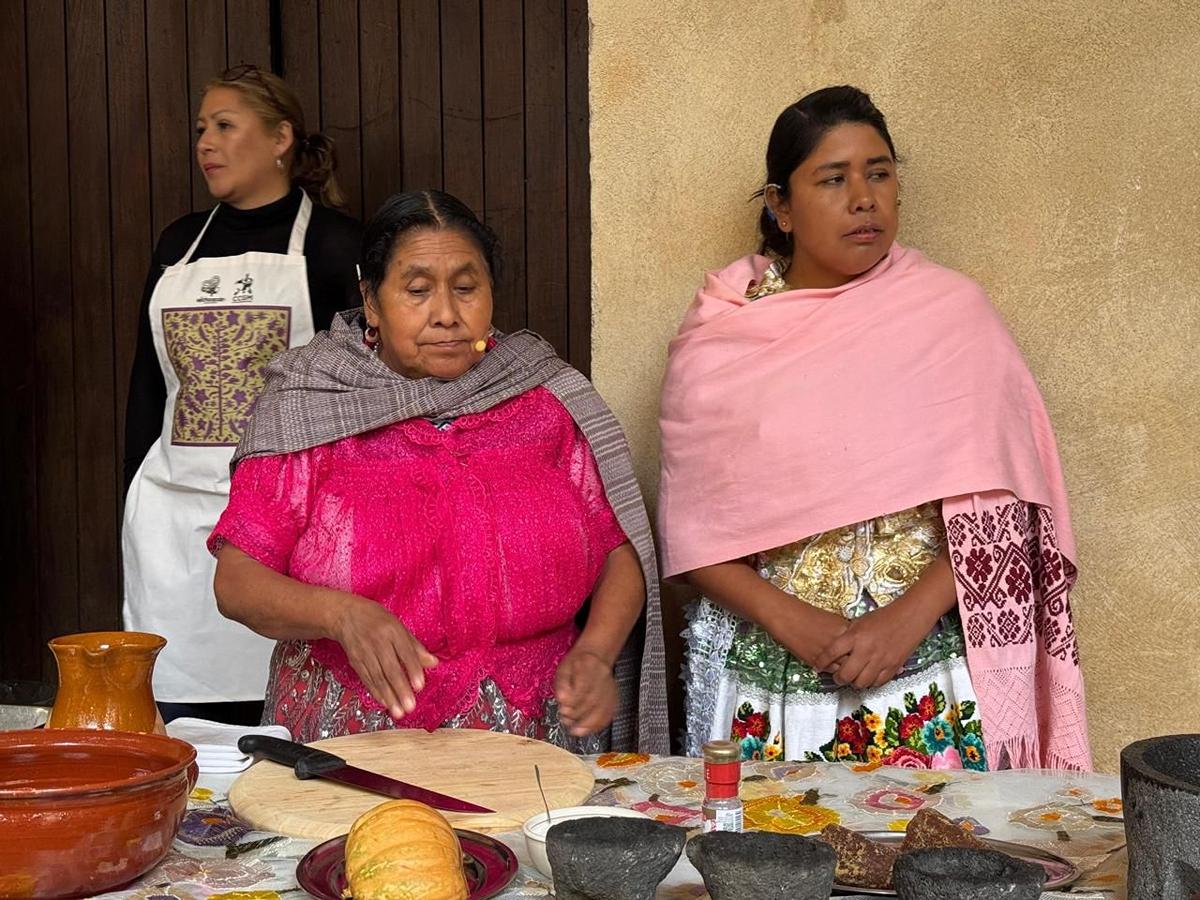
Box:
554;646;618;737
765;601;853;673
824;601;931;691
825;548;959;691
330;595;438;721
686;560;850;673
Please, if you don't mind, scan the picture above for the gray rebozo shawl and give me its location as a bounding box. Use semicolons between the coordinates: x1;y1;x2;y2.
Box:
232;309;669;754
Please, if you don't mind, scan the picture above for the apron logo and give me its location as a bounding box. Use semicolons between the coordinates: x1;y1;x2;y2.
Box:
197;275;225;303
232;273;255;302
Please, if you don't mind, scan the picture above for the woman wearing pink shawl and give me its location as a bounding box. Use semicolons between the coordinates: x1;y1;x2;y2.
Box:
207;191;668;753
660;87;1091;771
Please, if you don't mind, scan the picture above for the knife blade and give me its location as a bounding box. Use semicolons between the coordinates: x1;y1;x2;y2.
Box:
237;734;494;814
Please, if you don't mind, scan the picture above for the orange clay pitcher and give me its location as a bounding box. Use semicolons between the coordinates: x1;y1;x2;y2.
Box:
46;632;167;734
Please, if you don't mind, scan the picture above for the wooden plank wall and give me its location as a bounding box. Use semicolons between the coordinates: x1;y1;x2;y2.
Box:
0;0;591;684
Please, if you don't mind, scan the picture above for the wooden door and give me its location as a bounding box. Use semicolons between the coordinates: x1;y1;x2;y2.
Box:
0;0;591;683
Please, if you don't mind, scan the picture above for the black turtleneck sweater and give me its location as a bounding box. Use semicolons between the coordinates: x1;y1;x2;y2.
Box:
123;188;362;489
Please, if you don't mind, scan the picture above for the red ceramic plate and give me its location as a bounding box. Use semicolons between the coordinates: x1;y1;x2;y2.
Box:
296;829;518;899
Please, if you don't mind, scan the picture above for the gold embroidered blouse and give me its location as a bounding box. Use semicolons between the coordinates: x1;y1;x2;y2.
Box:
756;502;945;616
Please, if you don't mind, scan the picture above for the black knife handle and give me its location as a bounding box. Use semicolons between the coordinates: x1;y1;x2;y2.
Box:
237;734;346;779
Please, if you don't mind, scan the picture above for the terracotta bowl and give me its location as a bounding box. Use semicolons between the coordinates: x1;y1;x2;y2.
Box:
0;728;198;899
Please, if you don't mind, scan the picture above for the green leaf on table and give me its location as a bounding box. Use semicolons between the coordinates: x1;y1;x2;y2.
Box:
800;788;822;805
225;836;285;859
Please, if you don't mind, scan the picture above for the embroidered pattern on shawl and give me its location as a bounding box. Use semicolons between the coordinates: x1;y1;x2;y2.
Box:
945;493;1090;770
232;310;668;754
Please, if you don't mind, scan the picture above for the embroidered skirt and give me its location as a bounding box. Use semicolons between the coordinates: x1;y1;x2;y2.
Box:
263;639;606;753
684;596;988;770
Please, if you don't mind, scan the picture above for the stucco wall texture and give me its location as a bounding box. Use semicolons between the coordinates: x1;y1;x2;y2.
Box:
587;0;1199;772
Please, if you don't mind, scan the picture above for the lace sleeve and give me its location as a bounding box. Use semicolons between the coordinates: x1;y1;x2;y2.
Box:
207;449;322;573
566;426;629;567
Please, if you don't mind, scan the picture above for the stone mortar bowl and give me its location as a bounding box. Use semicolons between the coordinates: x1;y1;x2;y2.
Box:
0;728;197;898
686;830;837;900
1121;733;1200;900
892;847;1046;900
545;815;687;900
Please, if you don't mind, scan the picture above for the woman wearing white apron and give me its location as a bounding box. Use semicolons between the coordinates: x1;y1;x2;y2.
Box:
123;66;361;724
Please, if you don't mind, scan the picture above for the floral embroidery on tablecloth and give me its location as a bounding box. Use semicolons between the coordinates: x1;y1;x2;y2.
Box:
1056;785;1095;802
635;759;706;801
176;809;251;847
155;854;277;889
952;815;991;836
124;888;203;900
1091;797;1123;815
763;762;816;782
742;795;841;834
851;786;941;814
629;796;703;827
596;752;650;768
1009;803;1096;832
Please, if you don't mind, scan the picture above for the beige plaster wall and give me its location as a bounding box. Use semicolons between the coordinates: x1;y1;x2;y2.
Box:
588;0;1200;772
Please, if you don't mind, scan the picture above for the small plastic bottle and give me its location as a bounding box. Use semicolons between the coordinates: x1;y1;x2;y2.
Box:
701;739;743;833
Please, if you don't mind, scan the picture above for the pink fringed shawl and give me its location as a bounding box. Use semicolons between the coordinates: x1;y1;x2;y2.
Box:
658;244;1092;770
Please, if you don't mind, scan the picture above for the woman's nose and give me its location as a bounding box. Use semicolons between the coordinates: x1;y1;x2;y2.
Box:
851;182;877;213
429;289;460;326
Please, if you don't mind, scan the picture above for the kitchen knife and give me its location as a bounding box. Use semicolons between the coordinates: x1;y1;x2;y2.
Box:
238;734;494;814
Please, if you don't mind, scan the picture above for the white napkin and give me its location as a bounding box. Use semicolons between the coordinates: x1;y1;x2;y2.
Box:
166;717;292;774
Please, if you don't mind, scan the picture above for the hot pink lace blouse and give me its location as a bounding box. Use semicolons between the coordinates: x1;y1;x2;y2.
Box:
209;386;627;731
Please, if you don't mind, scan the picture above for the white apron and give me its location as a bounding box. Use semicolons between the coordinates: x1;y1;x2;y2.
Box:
122;194;316;702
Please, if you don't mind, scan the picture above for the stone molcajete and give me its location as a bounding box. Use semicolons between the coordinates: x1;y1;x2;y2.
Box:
686;830;836;900
545;816;686;900
1121;734;1200;900
892;847;1046;900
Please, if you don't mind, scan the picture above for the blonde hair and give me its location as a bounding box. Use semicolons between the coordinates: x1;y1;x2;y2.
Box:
204;65;347;210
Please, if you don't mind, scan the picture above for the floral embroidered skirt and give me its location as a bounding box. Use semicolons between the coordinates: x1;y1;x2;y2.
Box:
263;639;606;753
684;598;988;770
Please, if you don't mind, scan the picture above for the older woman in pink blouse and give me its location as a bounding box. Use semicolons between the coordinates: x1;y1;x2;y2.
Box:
208;190;667;752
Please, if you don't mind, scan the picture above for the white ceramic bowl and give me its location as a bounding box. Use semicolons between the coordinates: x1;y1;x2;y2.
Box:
521;806;651;878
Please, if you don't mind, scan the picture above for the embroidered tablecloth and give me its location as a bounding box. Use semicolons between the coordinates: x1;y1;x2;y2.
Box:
93;756;1128;899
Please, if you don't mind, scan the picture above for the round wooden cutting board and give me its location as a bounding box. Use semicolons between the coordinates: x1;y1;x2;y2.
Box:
228;729;595;839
